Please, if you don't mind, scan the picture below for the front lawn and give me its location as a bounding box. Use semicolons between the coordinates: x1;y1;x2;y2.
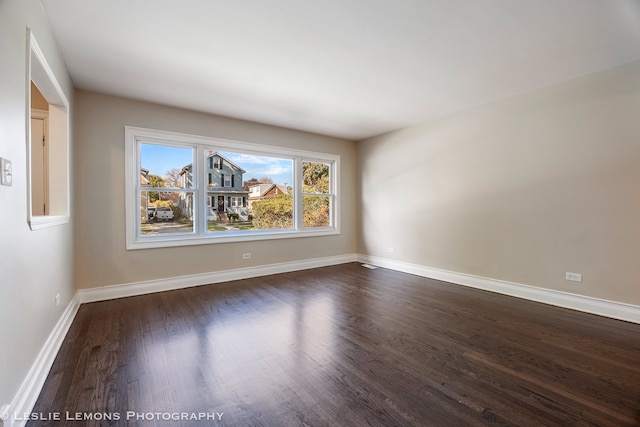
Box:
140;219;256;234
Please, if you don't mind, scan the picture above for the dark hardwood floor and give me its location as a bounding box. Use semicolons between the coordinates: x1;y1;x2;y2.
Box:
28;263;640;426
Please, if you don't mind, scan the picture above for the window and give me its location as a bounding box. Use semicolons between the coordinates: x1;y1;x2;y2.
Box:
302;162;332;227
125;127;339;249
138;143;194;234
27;30;70;229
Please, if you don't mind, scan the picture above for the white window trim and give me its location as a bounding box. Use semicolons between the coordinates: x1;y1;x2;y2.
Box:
26;29;71;230
125;126;340;250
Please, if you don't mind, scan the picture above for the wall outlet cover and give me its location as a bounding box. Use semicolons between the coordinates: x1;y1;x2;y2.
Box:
565;272;582;282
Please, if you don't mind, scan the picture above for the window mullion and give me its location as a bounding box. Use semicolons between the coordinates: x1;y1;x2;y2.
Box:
196;145;205;236
294;158;303;230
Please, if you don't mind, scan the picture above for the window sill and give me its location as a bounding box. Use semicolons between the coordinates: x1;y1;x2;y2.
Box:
126;227;340;250
29;214;70;230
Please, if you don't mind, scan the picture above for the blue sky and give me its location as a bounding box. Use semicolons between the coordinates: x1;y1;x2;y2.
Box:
141;144;293;186
221;152;293;186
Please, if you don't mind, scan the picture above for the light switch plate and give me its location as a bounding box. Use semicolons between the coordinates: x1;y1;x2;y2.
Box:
0;158;12;186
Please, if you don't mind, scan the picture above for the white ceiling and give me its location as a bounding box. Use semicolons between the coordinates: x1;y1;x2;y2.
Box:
41;0;640;140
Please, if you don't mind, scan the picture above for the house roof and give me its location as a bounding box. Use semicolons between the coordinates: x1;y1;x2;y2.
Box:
207;152;246;173
249;184;273;196
140;168;150;185
179;152;246;175
249;183;289;198
270;184;289;196
40;1;640;140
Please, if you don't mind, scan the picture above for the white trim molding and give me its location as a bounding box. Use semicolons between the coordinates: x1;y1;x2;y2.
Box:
357;254;640;325
8;252;636;427
125;126;340;250
3;294;81;427
4;254;356;427
79;254;358;303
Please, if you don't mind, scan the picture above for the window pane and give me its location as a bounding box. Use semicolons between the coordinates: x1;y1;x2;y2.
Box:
141;143;194;188
204;150;293;233
140;191;194;235
303;162;330;194
303;195;330;227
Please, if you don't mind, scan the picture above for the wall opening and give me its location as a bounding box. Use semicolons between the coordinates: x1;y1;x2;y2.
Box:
27;30;70;229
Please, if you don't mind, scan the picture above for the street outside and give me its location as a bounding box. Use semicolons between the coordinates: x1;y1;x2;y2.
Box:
141;220;255;235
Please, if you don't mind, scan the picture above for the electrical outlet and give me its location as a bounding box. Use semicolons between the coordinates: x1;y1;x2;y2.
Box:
242;253;251;260
0;158;12;186
565;272;582;283
387;247;395;253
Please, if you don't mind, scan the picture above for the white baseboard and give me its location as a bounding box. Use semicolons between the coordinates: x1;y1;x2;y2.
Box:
3;294;81;427
357;254;640;324
7;252;635;427
79;254;358;304
2;254;357;427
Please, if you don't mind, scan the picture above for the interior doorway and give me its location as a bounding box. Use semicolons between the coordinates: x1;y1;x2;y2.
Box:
30;112;48;215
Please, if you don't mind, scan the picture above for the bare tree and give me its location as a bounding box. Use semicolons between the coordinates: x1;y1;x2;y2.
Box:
243;176;273;191
164;168;182;188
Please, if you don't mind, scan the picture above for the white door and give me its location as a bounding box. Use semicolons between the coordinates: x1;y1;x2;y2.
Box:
31;117;48;215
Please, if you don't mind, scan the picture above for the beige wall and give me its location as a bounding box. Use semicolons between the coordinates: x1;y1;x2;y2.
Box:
0;0;75;410
358;60;640;306
74;91;357;289
31;82;49;110
0;1;636;412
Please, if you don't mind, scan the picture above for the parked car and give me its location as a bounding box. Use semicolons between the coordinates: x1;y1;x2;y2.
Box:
148;206;174;222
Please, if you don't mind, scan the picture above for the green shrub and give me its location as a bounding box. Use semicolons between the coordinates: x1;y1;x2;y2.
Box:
252;195;293;229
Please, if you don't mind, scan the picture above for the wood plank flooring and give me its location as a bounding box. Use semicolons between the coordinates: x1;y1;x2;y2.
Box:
28;263;640;426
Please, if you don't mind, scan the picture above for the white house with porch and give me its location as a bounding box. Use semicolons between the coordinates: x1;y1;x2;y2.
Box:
178;152;249;221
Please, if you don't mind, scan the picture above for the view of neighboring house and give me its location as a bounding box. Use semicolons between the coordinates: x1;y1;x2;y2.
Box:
178;152;250;221
248;183;290;210
140;167;150;219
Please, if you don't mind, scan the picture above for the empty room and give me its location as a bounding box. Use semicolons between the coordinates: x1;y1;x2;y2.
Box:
1;0;639;426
